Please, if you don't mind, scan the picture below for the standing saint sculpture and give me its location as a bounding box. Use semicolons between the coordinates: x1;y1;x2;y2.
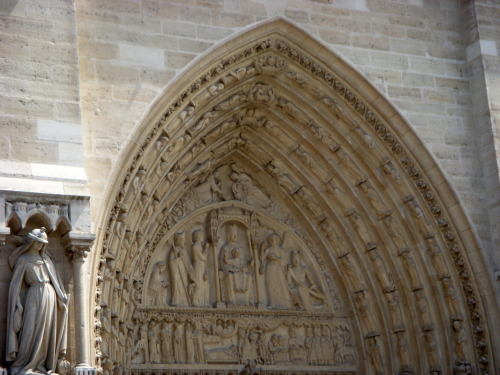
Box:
168;231;195;307
191;230;210;307
6;227;69;375
259;233;292;309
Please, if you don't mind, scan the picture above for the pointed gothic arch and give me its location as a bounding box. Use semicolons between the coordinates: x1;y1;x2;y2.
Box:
91;18;498;375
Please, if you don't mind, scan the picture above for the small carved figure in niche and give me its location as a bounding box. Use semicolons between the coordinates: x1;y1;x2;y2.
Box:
338;253;366;292
168;232;195;307
423;331;441;372
399;250;423;291
287;250;324;310
265;160;300;194
414;289;434;331
131;326;148;365
173;322;185;364
219;225;254;306
425;236;449;279
194;169;226;204
386;290;404;331
346;209;375;249
324;179;352;214
309;325;322;365
382;216;408;252
320;325;333;365
441;277;462;320
354;291;378;336
148;321;161;363
380;157;402;186
118;322;127;365
192;321;205;364
259;233;292;309
185;322;196;364
288;326;307;365
366;336;384;375
333;324;355;365
159;321;173;363
147;261;169;306
333;148;366;185
268;334;289;365
294;186;326;222
257;336;269;366
304;326;314;364
129;280;142;321
125;328;134;368
358;181;391;219
249;83;275;104
242;332;260;365
395;331;413;374
110;316;120;360
230;164;271;208
452;320;467;363
191;229;210;307
404;196;434;239
6;227;69;375
256;53;286;75
369;249;395;292
353;126;375;149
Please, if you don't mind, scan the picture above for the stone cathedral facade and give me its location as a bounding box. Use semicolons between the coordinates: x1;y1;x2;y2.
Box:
1;1;500;375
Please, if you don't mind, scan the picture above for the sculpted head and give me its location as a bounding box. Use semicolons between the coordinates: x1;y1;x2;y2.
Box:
174;231;185;247
192;229;204;242
268;233;280;246
227;225;238;243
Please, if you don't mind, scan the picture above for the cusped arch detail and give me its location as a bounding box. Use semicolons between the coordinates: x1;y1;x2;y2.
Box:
92;18;497;375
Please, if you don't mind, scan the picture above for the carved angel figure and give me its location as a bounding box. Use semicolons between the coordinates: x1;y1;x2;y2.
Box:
6;227;69;375
230;164;271;208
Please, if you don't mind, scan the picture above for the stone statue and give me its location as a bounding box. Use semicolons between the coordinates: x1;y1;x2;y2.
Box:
366;336;384;375
147;261;168;306
131;326;148;365
259;233;293;309
191;229;210;307
6;227;69;375
159;321;173;363
288;326;306;365
287;250;324;310
168;232;195;306
452;320;467;362
219;225;254;306
148;321;161;363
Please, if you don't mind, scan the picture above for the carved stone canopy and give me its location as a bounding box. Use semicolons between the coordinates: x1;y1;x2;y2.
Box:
91;18;496;375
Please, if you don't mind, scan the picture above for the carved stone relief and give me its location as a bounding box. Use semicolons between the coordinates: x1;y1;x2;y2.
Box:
93;28;493;375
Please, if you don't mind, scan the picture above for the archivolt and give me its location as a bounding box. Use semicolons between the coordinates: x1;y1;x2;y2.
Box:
91;18;496;374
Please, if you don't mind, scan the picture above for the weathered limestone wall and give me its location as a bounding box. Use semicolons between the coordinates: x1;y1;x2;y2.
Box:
461;0;500;271
73;0;499;270
0;0;88;197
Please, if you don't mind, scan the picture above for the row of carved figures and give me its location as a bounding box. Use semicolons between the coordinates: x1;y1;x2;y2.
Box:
100;317;355;369
147;226;325;311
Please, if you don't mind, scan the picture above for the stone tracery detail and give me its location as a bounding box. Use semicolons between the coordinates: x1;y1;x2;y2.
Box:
93;25;493;375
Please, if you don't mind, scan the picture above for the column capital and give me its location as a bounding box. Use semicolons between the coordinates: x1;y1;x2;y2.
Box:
63;231;95;261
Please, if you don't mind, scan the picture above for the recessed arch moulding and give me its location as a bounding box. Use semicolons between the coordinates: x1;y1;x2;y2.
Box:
91;19;499;375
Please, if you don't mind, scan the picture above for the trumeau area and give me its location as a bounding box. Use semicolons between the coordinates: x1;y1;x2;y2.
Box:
0;1;500;375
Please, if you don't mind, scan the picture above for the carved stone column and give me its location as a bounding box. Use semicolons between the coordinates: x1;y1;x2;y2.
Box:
63;232;99;375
